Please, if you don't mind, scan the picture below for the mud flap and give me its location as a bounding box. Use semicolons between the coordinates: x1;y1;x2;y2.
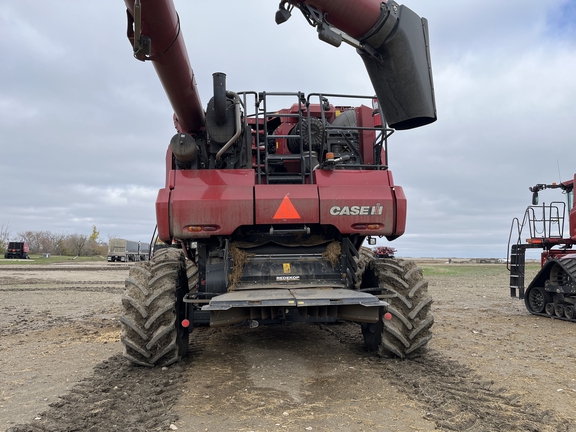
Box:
202;288;387;326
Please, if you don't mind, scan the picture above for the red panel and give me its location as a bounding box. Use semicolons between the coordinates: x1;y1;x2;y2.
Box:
571;174;576;241
315;170;396;236
391;185;407;239
156;188;172;242
169;170;254;238
255;185;319;224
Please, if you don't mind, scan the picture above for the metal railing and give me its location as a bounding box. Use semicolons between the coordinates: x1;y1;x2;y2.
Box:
237;91;393;185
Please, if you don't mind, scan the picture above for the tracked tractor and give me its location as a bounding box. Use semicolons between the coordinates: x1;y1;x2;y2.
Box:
507;174;576;321
120;0;436;367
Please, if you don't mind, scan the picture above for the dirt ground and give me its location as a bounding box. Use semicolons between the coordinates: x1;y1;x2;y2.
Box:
1;260;576;432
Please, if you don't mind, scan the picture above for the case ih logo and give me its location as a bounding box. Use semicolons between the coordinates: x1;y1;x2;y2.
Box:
329;204;383;216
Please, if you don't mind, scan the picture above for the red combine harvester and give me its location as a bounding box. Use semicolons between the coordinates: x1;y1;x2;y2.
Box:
508;174;576;320
4;242;29;259
120;0;437;366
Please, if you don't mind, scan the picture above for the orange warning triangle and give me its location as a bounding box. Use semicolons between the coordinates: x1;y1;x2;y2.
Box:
273;195;301;219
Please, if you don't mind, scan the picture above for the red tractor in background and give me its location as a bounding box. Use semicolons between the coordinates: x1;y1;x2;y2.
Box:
4;242;29;259
120;0;437;367
508;174;576;320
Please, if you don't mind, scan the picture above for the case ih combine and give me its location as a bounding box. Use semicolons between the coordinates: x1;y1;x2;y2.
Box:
508;174;576;321
120;0;437;366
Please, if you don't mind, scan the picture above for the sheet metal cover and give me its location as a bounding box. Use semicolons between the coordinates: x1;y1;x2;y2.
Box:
202;288;386;311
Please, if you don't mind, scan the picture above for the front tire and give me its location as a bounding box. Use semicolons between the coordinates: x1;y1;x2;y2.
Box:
121;247;189;367
360;258;434;359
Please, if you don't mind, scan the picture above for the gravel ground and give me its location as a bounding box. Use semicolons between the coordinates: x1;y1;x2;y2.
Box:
1;260;575;432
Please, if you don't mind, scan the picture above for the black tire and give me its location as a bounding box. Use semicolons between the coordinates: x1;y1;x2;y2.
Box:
186;258;199;291
354;247;375;289
525;286;550;314
360;258;434;359
554;303;565;317
120;247;189;367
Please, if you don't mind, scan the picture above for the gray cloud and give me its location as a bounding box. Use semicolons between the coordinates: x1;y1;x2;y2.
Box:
1;0;574;258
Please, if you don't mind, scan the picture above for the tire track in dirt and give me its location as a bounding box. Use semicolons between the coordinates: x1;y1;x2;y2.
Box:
380;353;574;431
6;355;186;432
0;285;124;292
327;323;575;432
0;281;124;336
0;266;128;272
9;322;574;432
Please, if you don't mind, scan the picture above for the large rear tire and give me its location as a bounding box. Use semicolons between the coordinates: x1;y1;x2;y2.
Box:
121;247;189;367
360;258;434;359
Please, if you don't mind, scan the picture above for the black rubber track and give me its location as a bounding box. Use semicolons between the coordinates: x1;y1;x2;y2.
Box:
524;257;576;323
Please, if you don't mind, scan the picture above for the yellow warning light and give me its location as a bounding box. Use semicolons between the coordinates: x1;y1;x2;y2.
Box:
283;263;291;273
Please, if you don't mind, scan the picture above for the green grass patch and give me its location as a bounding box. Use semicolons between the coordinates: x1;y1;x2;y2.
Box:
0;255;107;265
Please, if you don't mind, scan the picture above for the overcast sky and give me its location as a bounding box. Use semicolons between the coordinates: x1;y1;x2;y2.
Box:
1;0;575;258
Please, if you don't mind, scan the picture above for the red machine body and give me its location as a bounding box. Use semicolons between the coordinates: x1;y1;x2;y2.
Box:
508;174;576;321
155;96;407;242
4;242;29;259
160;168;406;240
119;0;437;367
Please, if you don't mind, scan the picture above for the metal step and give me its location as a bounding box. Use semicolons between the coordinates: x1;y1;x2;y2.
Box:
203;288;387;327
267;175;305;184
266;154;302;161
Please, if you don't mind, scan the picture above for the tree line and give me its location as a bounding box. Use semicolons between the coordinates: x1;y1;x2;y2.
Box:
0;223;108;257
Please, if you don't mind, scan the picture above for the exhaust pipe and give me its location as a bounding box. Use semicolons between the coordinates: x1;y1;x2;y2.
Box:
206;72;238;148
213;72;227;126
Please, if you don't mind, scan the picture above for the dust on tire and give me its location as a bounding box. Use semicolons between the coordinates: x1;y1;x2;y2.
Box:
360;257;434;359
120;247;189;367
